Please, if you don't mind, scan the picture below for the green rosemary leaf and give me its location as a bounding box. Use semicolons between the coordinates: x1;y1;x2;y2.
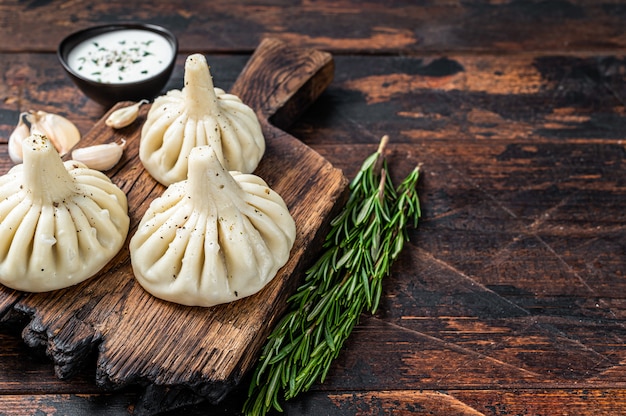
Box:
355;194;376;224
346;271;358;300
265;361;283;409
361;268;372;308
391;233;406;260
324;323;336;352
303;362;324;391
334;272;351;300
268;333;302;365
359;150;381;173
335;247;355;269
288;372;296;398
371;276;383;313
306;292;331;322
247;383;265;415
298;332;311;364
319;356;334;384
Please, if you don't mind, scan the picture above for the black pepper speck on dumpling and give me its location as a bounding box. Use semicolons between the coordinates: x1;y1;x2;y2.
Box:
0;134;129;292
139;53;265;186
129;145;295;307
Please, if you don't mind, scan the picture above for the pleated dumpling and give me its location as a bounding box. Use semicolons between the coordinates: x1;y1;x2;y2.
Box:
139;53;265;186
129;145;296;307
0;134;130;292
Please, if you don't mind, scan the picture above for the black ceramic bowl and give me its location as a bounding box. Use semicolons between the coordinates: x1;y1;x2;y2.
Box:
58;23;178;107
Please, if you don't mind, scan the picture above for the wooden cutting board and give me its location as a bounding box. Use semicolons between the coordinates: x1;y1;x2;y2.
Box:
0;38;348;414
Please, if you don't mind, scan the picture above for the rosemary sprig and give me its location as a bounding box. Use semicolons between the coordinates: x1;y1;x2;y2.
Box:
243;135;421;415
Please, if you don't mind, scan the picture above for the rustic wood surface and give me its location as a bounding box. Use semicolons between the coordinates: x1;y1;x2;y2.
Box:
1;1;625;415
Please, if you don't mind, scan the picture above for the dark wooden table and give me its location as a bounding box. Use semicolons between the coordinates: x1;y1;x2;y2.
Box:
1;1;625;415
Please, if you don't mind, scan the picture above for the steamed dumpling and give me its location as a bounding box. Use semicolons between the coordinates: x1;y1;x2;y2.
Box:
140;53;265;186
0;134;130;292
129;145;296;307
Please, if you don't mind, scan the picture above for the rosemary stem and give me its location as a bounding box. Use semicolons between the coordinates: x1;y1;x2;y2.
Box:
243;136;421;416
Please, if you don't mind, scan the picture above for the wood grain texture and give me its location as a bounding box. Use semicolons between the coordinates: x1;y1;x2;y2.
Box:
1;0;626;54
2;388;626;416
0;38;347;414
1;1;626;415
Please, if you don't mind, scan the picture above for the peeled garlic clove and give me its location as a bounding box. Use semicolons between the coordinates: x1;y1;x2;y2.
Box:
7;113;30;163
71;140;126;171
26;110;81;156
105;99;149;129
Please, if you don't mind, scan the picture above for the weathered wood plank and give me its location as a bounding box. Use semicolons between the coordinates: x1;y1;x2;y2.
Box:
303;389;626;415
0;394;137;416
452;389;626;415
0;323;103;394
2;388;625;416
3;52;626;150
1;1;625;54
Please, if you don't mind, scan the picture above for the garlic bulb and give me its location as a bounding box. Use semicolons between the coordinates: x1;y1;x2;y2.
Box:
140;53;265;186
71;140;126;171
129;145;296;307
8;110;81;163
0;134;130;292
105;100;148;129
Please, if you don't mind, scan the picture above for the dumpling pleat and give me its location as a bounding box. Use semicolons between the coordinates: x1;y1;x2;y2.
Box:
64;202;97;249
160;114;189;171
70;195;122;249
201;117;226;164
199;213;230;298
218;210;274;290
216;115;244;171
0;193;28;260
142;109;181;155
242;203;293;265
140;202;193;283
3;204;40;279
53;203;80;274
29;204;58;276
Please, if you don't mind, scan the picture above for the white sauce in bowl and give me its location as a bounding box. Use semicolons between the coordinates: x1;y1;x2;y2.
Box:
67;29;174;84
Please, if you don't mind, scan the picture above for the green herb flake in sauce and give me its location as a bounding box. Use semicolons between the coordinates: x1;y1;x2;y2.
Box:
68;29;172;84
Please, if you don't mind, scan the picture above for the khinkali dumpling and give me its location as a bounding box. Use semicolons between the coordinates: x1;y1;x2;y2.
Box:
129;145;296;307
140;53;265;186
0;134;130;292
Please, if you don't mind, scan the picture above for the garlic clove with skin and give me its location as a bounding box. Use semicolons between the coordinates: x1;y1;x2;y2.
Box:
105;99;149;129
27;110;81;156
7;110;81;164
71;140;126;171
7;113;30;163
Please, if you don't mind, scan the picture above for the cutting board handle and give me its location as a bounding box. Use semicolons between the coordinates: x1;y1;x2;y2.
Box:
230;37;334;130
